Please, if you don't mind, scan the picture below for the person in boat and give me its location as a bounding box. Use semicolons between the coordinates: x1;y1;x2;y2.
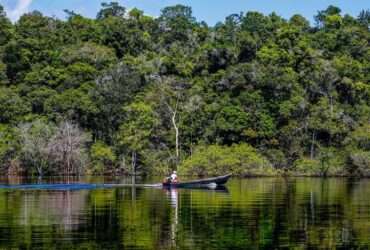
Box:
164;171;178;184
170;171;178;183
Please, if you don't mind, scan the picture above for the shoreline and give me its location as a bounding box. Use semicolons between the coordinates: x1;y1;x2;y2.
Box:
1;173;370;178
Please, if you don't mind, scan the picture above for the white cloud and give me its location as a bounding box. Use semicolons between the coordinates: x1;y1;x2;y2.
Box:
6;0;33;21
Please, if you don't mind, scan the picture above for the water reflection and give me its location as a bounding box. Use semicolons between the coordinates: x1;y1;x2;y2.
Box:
0;178;369;249
164;188;178;248
19;190;88;230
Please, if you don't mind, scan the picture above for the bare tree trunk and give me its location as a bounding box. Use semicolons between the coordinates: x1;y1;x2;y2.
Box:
164;96;180;166
190;118;193;160
37;165;42;177
171;111;179;163
310;131;316;159
329;95;333;117
67;122;72;175
131;151;136;175
329;96;333;148
48;121;87;176
157;78;182;167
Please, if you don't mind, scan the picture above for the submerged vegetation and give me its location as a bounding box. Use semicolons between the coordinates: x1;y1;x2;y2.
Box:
0;3;369;176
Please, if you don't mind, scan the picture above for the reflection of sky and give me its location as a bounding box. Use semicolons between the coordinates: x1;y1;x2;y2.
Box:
1;0;370;24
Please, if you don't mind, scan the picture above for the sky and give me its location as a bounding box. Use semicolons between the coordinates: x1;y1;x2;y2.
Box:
0;0;369;24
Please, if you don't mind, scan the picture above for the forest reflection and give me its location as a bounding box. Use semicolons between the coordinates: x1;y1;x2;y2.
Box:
0;178;369;249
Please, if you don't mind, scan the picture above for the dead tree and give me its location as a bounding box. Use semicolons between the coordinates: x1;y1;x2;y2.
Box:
165;97;180;162
152;75;189;167
18;120;55;177
48;121;88;175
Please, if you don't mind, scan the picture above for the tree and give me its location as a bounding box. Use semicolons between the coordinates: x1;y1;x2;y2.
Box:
358;9;370;29
214;104;250;143
180;143;273;176
0;4;369;177
158;5;196;43
345;123;370;150
27;87;57;114
289;14;310;30
60;42;117;70
97;2;126;20
308;98;348;158
99;13;152;57
117;102;159;173
90;141;116;173
62;13;101;43
315;5;342;27
44;86;99;129
18;119;56;176
47;121;89;175
0;87;30;124
160;5;194;22
0;5;12;46
0;124;17;165
94;62;144;138
155;76;189;166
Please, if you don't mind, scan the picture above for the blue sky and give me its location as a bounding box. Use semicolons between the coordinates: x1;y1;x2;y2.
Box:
1;0;369;24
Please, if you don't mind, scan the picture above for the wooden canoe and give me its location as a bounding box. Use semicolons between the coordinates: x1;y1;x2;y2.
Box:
162;174;232;188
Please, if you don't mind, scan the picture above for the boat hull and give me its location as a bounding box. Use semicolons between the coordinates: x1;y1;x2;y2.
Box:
162;174;232;188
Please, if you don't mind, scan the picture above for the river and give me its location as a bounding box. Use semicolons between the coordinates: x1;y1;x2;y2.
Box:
0;177;369;249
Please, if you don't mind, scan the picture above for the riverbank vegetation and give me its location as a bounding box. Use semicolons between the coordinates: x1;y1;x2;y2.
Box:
0;3;369;176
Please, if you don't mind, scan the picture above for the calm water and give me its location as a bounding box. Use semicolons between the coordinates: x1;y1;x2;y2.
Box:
0;177;369;249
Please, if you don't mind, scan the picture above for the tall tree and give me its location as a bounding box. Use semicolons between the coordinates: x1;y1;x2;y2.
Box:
97;2;126;20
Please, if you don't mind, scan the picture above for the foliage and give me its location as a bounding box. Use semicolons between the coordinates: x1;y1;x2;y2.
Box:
118;102;158;152
0;4;369;176
90;141;116;173
0;124;17;165
180;144;274;176
346;151;370;176
48;121;89;175
0;87;30;124
18;119;56;176
18;120;88;176
97;2;126;20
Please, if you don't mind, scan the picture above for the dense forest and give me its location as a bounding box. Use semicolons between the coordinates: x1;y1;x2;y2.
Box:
0;2;369;176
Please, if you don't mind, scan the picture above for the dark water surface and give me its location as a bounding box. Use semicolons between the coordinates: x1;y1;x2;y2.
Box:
0;177;369;249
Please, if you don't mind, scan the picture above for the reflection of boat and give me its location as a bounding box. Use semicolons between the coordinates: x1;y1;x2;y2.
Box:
162;174;232;188
164;185;230;193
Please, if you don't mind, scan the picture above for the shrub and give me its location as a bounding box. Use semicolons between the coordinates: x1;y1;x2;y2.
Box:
346;151;370;176
90;141;116;173
0;124;18;166
264;149;287;169
294;158;321;175
294;150;346;176
179;143;273;176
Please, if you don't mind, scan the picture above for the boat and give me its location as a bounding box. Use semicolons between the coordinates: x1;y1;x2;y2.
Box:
162;174;232;188
0;174;232;190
